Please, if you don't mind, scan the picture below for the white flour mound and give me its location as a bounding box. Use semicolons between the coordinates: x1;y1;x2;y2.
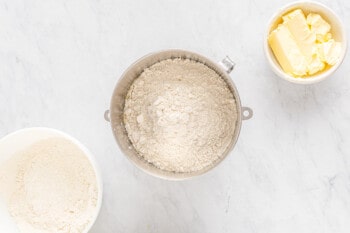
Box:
124;58;237;172
0;137;98;233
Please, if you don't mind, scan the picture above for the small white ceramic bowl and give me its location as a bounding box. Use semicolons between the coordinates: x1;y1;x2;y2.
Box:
264;1;347;84
0;127;103;233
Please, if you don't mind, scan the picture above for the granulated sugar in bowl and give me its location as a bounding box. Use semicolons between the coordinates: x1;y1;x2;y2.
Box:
0;128;103;233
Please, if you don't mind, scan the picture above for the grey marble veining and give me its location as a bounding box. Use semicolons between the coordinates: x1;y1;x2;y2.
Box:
0;0;349;232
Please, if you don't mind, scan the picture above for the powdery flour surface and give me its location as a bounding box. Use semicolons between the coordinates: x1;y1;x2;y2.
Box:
124;58;238;173
0;137;98;233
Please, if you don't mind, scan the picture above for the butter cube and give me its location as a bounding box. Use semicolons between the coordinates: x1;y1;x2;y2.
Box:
316;32;332;43
308;56;325;75
318;39;342;65
307;13;331;37
269;25;308;76
282;9;316;63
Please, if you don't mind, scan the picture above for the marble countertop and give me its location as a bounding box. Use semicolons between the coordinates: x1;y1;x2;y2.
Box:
1;0;350;232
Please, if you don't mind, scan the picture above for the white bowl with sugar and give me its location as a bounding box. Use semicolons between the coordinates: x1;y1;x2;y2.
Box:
0;127;103;233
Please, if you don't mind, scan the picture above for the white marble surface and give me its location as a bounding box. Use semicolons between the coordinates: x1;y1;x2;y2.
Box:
1;0;350;232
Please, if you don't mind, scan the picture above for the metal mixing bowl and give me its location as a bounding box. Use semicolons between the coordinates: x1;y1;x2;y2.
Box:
105;49;253;180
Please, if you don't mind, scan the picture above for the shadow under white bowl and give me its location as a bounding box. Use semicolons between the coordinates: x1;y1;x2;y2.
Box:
264;1;347;84
0;127;103;233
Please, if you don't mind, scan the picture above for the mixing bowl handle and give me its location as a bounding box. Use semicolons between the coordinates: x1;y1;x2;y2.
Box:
218;56;235;74
218;57;252;120
104;110;110;122
242;107;253;120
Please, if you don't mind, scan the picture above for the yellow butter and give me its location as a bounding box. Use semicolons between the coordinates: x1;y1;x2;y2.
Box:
308;56;325;75
269;25;308;76
269;9;342;78
283;9;316;63
318;39;342;65
316;32;332;43
307;13;331;37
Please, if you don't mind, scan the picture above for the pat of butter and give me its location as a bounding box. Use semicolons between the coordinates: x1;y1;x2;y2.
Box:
283;9;316;63
269;25;308;76
308;56;325;75
268;9;342;78
307;13;331;37
318;39;342;65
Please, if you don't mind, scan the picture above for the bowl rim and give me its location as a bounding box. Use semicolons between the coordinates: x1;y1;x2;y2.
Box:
0;127;103;233
263;0;348;84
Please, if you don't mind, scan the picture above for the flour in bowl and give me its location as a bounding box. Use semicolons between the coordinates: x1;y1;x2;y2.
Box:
124;58;238;172
0;137;98;233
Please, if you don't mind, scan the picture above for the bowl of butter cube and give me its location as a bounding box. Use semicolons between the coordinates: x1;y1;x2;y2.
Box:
264;1;347;84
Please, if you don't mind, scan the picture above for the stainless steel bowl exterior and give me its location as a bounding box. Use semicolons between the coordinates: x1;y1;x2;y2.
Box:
106;50;252;180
